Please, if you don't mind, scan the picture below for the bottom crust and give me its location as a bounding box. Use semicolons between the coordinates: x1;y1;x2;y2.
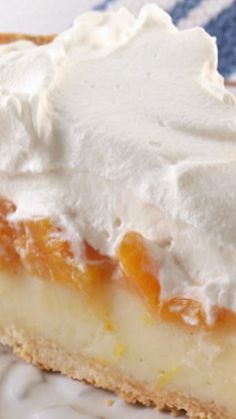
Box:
0;326;230;419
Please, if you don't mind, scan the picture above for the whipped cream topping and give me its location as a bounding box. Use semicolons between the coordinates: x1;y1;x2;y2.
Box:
0;5;236;322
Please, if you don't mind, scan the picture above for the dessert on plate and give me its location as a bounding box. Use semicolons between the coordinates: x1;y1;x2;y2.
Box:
0;5;235;419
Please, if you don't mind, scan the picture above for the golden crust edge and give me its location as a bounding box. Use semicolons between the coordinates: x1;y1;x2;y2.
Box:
0;326;231;419
0;33;55;45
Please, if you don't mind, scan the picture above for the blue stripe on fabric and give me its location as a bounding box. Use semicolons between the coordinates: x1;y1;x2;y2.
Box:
93;0;115;11
205;1;236;78
169;0;205;24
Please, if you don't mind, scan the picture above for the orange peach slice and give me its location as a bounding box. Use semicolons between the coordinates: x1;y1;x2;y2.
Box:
0;199;20;271
117;232;160;309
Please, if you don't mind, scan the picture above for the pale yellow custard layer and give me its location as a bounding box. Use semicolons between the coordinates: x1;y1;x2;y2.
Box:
0;271;235;415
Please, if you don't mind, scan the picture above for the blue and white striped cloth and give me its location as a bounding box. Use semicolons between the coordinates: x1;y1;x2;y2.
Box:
89;0;236;81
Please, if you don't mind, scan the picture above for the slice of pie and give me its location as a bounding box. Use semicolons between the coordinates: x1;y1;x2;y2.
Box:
0;5;235;418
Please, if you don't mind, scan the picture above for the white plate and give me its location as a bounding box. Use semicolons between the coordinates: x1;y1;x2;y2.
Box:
0;345;171;419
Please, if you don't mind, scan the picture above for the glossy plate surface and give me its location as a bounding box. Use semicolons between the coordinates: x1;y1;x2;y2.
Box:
0;345;170;419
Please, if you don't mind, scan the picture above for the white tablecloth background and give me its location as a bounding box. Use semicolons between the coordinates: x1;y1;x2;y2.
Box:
0;0;98;34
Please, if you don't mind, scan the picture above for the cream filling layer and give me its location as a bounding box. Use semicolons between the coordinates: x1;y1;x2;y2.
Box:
0;271;235;415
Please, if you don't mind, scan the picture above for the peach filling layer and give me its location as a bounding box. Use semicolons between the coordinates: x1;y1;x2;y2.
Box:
0;198;235;330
